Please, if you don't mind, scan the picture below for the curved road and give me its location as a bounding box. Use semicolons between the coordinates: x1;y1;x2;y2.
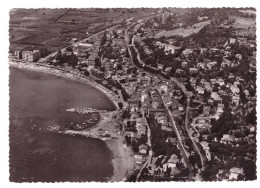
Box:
130;35;205;170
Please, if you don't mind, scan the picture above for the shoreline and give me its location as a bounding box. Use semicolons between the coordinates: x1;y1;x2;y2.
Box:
9;61;135;182
9;61;119;111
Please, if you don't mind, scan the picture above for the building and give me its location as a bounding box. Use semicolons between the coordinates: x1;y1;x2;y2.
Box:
162;94;172;108
14;50;22;59
28;50;41;62
189;68;198;74
73;43;94;57
203;106;211;116
167;154;179;168
22;51;29;61
88;53;97;66
136;117;147;135
229;167;244;180
91;68;104;80
22;50;41;62
156;115;168;126
139;144;148;155
134;154;143;164
159;83;168;93
221;134;235;143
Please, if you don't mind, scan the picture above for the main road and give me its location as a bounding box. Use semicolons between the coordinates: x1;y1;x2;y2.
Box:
158;89;192;171
38;24;121;63
130;32;205;171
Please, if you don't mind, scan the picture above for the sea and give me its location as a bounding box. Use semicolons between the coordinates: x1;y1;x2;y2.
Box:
9;67;116;182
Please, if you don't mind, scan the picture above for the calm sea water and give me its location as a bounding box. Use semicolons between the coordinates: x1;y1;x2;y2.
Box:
9;67;116;182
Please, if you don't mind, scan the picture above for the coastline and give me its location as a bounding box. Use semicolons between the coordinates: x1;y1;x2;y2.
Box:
9;61;135;182
9;61;119;111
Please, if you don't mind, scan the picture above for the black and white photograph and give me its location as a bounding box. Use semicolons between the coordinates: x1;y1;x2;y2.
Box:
1;0;258;185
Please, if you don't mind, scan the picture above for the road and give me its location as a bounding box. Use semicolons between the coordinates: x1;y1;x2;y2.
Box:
158;89;192;170
128;21;207;175
129;35;193;171
131;34;205;171
185;97;205;169
38;24;120;63
169;77;205;169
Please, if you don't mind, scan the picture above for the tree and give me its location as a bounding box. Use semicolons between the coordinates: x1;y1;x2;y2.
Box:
56;50;63;61
84;70;90;76
66;46;73;52
246;108;256;125
241;159;256;180
127;174;137;182
203;90;211;99
118;102;123;109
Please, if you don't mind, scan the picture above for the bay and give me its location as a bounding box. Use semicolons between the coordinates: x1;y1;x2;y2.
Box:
9;67;115;182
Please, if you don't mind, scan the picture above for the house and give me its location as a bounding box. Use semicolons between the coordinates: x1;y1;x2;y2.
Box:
222;134;235;143
88;54;97;66
197;62;205;69
157;115;168;126
130;112;139;121
189;68;198;74
211;92;222;101
232;95;240;106
207;61;217;69
190;78;197;87
125;130;134;138
139;144;148;155
217;103;224;112
204;82;212;91
134;154;143;164
136;118;147;135
229;167;244;180
196;86;205;94
158;64;164;70
162;94;172;108
91;68;104;80
175;69;184;75
164;45;181;55
230;85;240;94
152;100;160;109
165;67;172;73
170;168;181;177
182;61;188;67
166;137;177;144
162;125;173;132
167;154;179;168
217;78;225;86
203;106;211;116
14;50;22;59
159;83;168;93
141;90;150;102
22;50;41;62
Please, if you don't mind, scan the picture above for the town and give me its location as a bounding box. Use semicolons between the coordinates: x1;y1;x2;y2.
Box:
9;8;256;181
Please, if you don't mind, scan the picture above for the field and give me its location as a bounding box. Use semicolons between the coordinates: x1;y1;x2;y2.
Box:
9;9;156;53
230;16;256;36
231;16;256;29
154;20;211;38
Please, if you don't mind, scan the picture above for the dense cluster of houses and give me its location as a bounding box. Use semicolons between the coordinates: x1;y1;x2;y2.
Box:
127;14;256;181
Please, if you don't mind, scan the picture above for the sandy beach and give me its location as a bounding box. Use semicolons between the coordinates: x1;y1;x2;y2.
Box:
9;61;135;182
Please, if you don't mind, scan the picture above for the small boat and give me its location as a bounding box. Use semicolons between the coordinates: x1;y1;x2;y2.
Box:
66;108;76;112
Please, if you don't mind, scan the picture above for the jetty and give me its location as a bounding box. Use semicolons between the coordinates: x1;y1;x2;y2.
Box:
66;107;106;114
